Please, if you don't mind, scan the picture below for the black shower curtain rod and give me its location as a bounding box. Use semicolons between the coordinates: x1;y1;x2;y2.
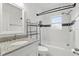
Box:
36;3;76;16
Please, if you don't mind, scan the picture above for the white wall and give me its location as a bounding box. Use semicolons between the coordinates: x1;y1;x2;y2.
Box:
24;4;43;23
71;3;79;49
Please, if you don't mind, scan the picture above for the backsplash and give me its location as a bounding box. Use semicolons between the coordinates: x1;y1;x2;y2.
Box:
0;34;27;42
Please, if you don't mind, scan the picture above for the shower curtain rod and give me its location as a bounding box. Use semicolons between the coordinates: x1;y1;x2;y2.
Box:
36;3;76;16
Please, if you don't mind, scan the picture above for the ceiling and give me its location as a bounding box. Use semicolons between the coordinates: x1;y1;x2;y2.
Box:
24;3;73;13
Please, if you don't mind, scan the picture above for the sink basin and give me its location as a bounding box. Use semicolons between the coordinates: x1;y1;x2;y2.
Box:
11;41;28;45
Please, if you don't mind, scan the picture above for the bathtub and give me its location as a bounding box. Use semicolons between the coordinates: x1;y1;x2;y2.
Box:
42;44;74;56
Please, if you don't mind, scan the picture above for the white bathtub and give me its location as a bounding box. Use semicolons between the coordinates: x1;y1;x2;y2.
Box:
42;44;74;56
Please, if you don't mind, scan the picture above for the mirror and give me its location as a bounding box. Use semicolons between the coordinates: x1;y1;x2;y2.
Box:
0;3;24;35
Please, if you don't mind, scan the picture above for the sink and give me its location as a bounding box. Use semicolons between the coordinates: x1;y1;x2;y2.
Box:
11;41;28;45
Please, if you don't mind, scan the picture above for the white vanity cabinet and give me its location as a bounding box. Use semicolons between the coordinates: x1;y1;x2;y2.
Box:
4;41;39;56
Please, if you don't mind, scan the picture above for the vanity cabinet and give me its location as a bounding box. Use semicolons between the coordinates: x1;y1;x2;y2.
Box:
4;41;39;56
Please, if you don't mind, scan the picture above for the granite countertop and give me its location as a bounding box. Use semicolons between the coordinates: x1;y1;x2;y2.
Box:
0;37;39;55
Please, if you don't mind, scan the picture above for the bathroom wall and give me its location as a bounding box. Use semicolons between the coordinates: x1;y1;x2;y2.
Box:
71;3;79;49
24;3;43;23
